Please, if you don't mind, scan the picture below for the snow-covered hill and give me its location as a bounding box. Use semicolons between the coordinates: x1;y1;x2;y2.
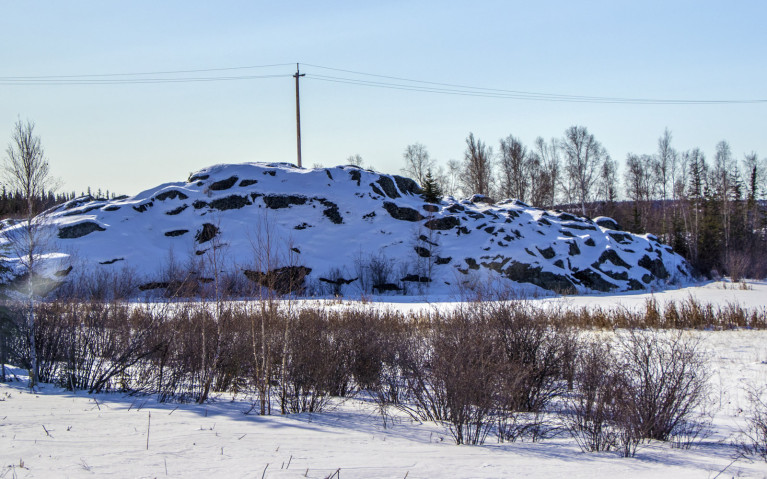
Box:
2;163;691;297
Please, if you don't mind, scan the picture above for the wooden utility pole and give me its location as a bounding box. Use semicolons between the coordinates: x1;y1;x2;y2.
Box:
293;63;305;168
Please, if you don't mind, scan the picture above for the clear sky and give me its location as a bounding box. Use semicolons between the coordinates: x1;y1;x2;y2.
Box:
1;1;765;197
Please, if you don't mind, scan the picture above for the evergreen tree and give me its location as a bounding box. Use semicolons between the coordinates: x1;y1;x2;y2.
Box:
421;170;442;204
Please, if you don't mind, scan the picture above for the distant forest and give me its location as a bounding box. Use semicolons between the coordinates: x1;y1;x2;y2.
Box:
401;127;767;280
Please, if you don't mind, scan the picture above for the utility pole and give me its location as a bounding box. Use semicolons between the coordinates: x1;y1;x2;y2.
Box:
293;63;305;168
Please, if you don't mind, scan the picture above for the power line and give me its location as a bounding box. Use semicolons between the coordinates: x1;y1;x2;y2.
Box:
0;63;295;80
1;61;764;104
304;64;767;105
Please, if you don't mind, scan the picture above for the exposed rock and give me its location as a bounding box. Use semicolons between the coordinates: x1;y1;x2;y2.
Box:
192;200;208;209
638;254;669;280
568;242;581;256
393;175;422;195
188;173;209;182
59;221;106;239
348;169;361;185
102;205;121;212
155;190;189;201
263;194;307;209
469;194;495;204
609;232;634;244
375;176;400;199
537;246;556;259
594;216;621;230
210;195;250;211
382;202;424;222
195;223;219;243
572;268;617;292
317;198;343;224
596;249;631;269
422;204;440;213
244;266;312;294
166;204;188;216
561;222;597;231
502;261;576;293
425;215;460;231
133;201;153;213
64;205;102;217
584;238;596;247
165;229;189;237
435;256;452;265
209;176;239;191
414;246;431;258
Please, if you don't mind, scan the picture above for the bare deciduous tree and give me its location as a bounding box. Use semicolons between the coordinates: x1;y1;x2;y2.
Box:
560;126;608;216
2;119;58;388
461;133;494;197
401;143;435;187
498;135;529;202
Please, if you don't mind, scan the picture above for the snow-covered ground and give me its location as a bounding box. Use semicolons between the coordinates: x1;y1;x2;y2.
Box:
302;278;767;315
3;320;767;477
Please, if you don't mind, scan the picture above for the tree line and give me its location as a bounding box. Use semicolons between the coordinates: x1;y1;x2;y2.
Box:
401;127;767;279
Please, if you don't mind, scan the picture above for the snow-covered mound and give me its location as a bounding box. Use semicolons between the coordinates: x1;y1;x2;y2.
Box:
4;163;691;296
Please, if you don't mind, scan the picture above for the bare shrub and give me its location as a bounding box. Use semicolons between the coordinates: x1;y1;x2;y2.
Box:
489;302;578;414
740;387;767;461
431;311;499;445
279;309;342;413
616;330;709;442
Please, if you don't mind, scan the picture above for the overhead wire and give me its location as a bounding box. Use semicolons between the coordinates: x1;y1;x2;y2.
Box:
1;61;765;104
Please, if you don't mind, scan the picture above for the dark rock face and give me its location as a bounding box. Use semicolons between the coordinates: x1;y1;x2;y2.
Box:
375;176;400;199
263;194;307;209
165;229;189;237
594;216;621;230
422;204;439;213
595;249;631;269
189;173;209;182
502;261;576;293
239;179;258;187
373;282;401;292
348;169;361;185
435;256;452;265
59;221;106;239
195;223;219;243
537;246;556;259
424;216;460;231
393;175;422;195
244;266;312;294
382;202;424;222
166;204;188;216
102;205;121;212
414;246;431;258
572;268;616;292
638;254;669;280
209;176;239;191
155;190;189;201
317;199;343;224
133;201;153;213
210;195;250;211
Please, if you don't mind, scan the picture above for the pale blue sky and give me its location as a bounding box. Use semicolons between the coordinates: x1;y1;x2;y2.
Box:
1;1;765;196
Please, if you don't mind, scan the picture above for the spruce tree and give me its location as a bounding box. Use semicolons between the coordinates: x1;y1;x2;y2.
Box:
421;170;442;203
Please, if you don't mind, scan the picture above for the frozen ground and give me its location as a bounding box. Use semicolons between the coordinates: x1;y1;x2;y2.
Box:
302;278;767;315
2;327;767;477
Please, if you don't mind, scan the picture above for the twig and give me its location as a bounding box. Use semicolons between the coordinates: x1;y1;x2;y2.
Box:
238;433;247;440
41;424;51;437
286;455;292;469
713;454;742;479
261;463;269;479
146;412;151;450
164;457;168;476
168;406;179;415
